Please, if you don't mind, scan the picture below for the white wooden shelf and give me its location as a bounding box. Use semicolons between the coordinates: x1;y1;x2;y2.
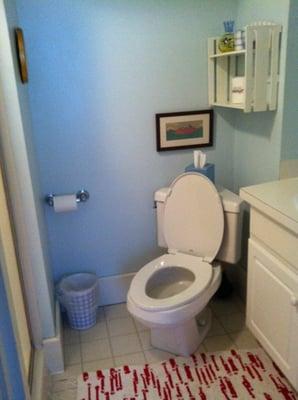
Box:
209;49;246;59
211;101;244;109
208;24;282;113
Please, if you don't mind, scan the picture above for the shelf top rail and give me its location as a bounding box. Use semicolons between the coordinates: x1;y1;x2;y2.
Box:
209;49;246;59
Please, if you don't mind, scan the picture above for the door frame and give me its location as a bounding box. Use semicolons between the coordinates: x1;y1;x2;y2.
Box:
0;0;44;347
0;160;33;385
0;260;30;400
0;0;56;343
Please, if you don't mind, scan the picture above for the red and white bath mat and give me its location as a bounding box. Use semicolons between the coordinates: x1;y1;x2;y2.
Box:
77;348;297;400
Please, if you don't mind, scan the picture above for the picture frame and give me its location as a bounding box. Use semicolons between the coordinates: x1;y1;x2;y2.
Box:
156;110;213;151
15;28;28;84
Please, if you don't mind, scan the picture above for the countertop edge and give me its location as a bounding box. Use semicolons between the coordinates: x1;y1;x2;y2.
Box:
240;187;298;236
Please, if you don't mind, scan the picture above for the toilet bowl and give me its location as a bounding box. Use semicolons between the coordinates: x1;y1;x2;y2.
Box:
127;173;243;356
127;254;222;355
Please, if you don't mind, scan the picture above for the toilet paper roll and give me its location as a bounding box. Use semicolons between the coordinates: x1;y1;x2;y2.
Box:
53;194;78;213
231;77;245;104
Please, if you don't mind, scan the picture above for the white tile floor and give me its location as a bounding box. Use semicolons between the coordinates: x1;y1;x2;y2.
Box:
49;294;260;399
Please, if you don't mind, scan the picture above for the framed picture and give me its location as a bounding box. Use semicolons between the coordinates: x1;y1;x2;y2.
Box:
15;28;28;84
156;110;213;151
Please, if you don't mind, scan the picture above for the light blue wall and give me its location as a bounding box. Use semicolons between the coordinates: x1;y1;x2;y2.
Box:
224;0;292;281
232;0;290;191
16;0;237;281
281;0;298;160
0;265;26;400
15;0;293;284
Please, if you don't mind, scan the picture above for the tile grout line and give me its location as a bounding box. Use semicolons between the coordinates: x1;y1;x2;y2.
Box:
227;332;240;350
104;304;146;362
77;323;84;372
131;317;149;363
214;315;246;349
206;308;245;351
80;308;114;369
213;314;232;336
65;301;248;374
211;302;247;333
106;315;139;338
79;340;84;372
103;306;117;368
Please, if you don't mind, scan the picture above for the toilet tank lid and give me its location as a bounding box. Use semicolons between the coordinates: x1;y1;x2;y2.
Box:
154;187;171;203
216;186;243;214
155;185;243;213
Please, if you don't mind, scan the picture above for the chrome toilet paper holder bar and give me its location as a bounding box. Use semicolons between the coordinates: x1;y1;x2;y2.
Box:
45;189;90;207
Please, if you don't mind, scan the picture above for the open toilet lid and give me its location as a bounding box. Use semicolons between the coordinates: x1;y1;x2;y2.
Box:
163;173;224;263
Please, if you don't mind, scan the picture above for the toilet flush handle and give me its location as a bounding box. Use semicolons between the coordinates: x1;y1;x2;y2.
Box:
290;295;298;307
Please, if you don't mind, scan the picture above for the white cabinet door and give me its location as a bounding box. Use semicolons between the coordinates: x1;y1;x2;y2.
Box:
247;239;298;388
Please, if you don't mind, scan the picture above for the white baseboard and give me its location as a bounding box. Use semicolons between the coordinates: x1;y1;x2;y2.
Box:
31;349;48;400
43;301;64;374
42;273;135;375
97;272;135;306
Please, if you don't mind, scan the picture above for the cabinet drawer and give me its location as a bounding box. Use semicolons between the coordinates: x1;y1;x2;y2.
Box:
250;208;298;269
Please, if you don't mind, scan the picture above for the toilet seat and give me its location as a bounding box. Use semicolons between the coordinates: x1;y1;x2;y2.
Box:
128;253;213;312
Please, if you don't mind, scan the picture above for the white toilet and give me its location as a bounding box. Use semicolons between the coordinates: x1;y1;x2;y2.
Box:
127;172;243;356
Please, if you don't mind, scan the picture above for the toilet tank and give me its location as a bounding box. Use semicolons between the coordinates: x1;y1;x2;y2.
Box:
154;185;243;264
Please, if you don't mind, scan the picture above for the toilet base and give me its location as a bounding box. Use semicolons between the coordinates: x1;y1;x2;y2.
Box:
150;307;211;356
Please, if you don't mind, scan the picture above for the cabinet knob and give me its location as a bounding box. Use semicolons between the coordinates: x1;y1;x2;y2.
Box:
290;296;298;307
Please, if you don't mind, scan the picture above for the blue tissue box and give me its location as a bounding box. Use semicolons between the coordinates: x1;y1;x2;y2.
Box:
184;163;215;183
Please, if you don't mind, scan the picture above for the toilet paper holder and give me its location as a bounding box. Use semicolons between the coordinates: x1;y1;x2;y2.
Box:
45;189;90;207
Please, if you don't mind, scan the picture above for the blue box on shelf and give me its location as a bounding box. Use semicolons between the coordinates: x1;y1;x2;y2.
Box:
184;163;215;183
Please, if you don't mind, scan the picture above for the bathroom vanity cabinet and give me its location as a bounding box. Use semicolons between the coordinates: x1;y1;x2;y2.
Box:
208;24;282;112
240;178;298;391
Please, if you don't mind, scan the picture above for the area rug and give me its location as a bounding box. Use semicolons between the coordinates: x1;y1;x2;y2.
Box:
77;348;297;400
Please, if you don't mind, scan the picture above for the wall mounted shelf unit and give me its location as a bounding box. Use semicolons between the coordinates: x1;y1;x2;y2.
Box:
208;24;282;113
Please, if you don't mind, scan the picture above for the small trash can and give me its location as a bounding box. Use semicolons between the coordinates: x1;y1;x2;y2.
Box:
57;273;98;330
